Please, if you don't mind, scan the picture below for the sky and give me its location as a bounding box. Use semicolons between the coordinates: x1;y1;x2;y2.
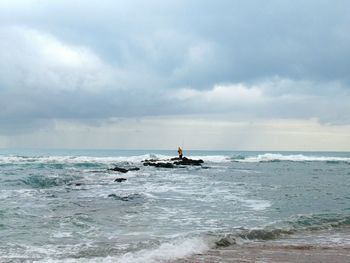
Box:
0;0;350;150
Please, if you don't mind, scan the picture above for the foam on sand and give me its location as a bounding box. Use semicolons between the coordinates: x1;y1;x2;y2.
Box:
35;237;209;263
114;237;209;263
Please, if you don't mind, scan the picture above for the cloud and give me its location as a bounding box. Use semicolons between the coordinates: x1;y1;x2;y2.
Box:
0;0;350;145
0;26;117;92
178;84;263;103
0;26;126;133
2;0;349;86
170;78;350;124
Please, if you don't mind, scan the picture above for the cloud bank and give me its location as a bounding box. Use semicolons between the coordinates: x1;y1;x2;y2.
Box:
0;0;349;149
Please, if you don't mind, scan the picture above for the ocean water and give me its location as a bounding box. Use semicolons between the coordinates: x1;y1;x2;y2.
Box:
0;149;349;262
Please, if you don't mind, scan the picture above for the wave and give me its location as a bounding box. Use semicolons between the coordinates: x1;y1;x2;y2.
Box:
33;237;209;263
1;152;349;167
101;214;350;262
215;228;294;248
107;193;145;202
288;213;350;230
22;174;81;188
6;214;350;262
214;213;350;248
114;237;209;263
0;155;148;164
189;155;231;163
232;153;350;163
0;153;232;165
0;154;161;166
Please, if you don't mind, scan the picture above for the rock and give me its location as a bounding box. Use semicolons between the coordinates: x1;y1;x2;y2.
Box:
142;159;159;163
109;166;140;173
215;236;237;248
108;194;129;201
170;157;182;161
114;178;127;182
67;182;83;186
143;162;174;168
174;157;204;166
143;156;204;168
128;167;140;171
108;193;141;201
109;167;128;173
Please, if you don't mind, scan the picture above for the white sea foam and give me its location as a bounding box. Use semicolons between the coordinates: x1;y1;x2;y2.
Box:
0;153;233;165
1;152;349;165
114;237;209;263
189;155;231;163
0;189;38;199
38;237;209;263
242;199;272;211
235;153;350;163
0;154;157;165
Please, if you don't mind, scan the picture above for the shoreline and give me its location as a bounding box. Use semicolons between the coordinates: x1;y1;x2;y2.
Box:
176;228;350;263
175;244;350;263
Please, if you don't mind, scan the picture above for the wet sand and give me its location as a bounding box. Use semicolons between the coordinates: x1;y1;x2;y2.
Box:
175;244;350;263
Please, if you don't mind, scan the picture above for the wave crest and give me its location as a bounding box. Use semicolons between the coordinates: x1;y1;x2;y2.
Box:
22;174;80;188
215;213;350;248
232;153;350;163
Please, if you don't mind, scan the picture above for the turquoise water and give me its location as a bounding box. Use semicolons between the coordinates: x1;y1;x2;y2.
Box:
0;149;349;262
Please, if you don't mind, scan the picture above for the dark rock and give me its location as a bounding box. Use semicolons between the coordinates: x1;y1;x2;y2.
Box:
143;156;204;168
109;166;140;173
108;194;129;201
128;167;140;171
108;193;142;201
174;157;204;166
215;236;237;248
170;157;182;161
109;167;128;173
157;162;175;168
114;178;127;182
143;162;175;168
67;182;83;186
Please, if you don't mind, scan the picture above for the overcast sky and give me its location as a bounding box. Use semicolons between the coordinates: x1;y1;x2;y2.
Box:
0;0;349;150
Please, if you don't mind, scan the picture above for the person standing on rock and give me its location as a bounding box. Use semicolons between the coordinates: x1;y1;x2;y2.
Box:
177;147;183;159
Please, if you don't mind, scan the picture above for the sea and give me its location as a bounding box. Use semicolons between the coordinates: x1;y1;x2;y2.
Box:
0;149;349;262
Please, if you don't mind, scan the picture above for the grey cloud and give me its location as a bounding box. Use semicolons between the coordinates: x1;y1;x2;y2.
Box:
169;79;350;124
2;0;349;85
0;0;350;135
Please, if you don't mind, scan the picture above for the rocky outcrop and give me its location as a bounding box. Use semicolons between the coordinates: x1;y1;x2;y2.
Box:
143;157;204;168
109;166;140;173
109;157;204;172
174;157;204;166
143;162;175;168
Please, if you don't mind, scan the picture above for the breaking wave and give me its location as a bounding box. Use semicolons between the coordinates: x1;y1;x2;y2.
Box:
0;153;232;165
232;153;350;163
113;237;209;263
0;155;153;165
22;174;81;188
33;237;209;263
214;213;350;248
288;213;350;230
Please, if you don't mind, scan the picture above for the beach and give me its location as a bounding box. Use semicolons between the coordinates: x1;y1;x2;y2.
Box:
176;227;350;263
177;245;350;263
